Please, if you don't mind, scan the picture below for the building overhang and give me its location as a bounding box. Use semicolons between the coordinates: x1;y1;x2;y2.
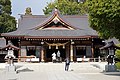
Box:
3;35;98;40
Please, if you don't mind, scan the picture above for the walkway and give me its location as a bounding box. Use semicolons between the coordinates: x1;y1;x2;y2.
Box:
0;62;120;80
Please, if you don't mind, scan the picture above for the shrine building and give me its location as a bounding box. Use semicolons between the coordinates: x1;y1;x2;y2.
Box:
1;9;103;62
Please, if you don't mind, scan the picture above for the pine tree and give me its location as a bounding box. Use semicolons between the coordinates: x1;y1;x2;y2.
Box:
0;0;16;33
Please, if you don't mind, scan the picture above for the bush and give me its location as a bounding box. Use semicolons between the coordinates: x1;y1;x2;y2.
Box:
115;62;120;69
115;44;120;69
115;50;120;59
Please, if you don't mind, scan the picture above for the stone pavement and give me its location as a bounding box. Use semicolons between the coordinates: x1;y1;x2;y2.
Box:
0;62;120;80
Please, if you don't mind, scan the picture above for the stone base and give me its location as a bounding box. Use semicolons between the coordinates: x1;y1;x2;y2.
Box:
5;65;16;72
6;71;17;80
105;65;116;72
5;65;17;79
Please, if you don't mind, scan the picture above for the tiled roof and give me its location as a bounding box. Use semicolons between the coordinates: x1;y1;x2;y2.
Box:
2;9;98;38
100;41;120;49
105;37;120;45
1;41;20;50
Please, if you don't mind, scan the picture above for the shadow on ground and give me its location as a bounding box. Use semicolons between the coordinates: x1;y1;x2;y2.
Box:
16;65;34;74
103;72;120;76
15;65;23;69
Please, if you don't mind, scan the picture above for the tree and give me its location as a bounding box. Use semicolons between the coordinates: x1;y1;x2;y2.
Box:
115;44;120;69
44;0;120;40
87;0;120;69
25;7;32;15
87;0;120;40
0;0;16;33
43;0;87;15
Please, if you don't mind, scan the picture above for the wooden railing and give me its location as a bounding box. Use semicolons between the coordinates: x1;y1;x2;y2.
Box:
0;57;107;63
18;56;36;62
77;57;107;62
89;58;107;62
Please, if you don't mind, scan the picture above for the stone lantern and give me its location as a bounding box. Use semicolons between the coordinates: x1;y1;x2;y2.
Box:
2;41;20;72
100;41;120;72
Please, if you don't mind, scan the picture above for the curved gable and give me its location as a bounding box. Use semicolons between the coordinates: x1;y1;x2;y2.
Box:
34;9;77;30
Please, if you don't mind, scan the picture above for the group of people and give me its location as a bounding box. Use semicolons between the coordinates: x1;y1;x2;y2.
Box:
52;51;70;71
52;51;61;63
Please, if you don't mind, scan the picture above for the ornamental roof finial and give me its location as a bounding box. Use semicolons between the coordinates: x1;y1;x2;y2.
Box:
55;5;58;11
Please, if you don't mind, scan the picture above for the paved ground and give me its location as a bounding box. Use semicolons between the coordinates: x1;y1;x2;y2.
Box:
0;62;120;80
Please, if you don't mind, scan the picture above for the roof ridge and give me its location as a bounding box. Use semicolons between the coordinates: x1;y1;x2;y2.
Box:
20;14;88;18
31;9;80;30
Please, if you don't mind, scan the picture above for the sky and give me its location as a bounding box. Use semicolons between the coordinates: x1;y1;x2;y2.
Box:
11;0;54;19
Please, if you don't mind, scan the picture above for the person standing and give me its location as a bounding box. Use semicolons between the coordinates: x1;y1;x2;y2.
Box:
65;57;70;71
52;52;56;63
57;50;61;62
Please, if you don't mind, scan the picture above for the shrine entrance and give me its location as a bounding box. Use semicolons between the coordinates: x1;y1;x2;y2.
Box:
46;46;66;62
76;46;86;58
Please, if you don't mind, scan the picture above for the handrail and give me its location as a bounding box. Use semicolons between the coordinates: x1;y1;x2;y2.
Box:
77;57;107;62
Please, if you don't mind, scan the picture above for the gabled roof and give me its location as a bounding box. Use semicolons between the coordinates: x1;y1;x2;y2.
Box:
2;9;98;38
1;41;20;50
33;9;77;30
105;37;120;45
100;41;120;50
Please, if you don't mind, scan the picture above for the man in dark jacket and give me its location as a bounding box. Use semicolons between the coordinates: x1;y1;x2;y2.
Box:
65;57;70;71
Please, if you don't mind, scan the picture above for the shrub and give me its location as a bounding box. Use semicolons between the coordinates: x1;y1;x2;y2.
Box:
115;62;120;69
115;44;120;69
115;50;120;59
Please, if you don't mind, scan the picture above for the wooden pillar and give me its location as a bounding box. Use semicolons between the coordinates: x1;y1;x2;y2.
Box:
73;46;76;61
18;49;21;62
66;44;69;59
18;40;21;62
91;39;94;58
41;47;44;62
91;47;94;58
70;44;73;61
41;42;45;62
